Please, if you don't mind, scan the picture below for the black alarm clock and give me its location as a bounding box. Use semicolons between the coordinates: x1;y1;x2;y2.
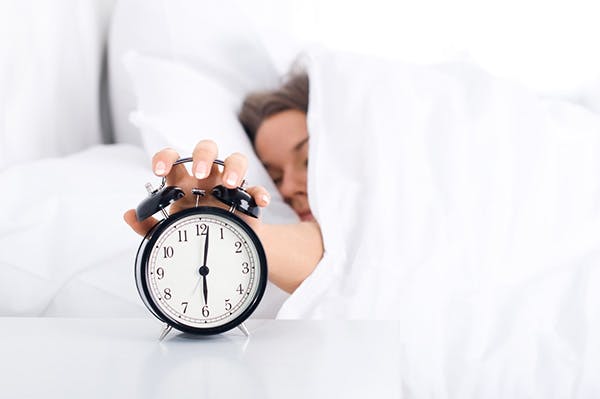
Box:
134;158;267;340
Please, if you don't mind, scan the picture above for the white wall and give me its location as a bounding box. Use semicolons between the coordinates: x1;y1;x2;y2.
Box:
240;0;600;95
0;0;115;169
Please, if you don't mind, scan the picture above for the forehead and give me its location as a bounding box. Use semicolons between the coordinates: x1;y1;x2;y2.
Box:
254;110;308;165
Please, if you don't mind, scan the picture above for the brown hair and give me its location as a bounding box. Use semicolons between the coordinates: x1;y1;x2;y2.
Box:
238;71;309;145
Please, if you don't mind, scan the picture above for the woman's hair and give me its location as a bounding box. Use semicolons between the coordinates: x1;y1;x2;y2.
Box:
238;71;309;144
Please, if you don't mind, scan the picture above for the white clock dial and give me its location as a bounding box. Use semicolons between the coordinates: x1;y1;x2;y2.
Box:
145;212;262;329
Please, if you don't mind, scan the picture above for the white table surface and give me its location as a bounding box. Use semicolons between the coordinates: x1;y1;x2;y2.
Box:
0;318;402;398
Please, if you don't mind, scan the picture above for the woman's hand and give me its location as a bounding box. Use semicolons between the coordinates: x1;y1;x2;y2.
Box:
123;140;271;236
124;139;323;294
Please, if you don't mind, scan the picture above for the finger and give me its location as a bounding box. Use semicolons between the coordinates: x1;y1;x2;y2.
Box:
223;152;248;188
152;148;179;176
192;140;219;180
123;209;159;237
152;148;188;186
246;185;271;207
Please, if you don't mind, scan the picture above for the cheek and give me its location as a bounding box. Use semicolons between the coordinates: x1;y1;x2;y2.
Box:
298;165;308;182
288;163;308;189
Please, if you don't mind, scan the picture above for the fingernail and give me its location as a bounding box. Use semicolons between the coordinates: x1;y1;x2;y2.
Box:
154;161;166;175
261;194;270;205
225;172;238;186
195;162;208;179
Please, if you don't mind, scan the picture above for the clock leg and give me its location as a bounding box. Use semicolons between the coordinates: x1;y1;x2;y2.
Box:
159;324;173;341
237;323;250;337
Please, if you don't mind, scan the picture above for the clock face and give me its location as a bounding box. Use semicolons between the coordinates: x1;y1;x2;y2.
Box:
136;207;267;334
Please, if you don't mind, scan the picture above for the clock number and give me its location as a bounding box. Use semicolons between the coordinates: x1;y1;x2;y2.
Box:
220;227;224;240
163;246;174;258
196;223;208;236
156;267;165;280
202;305;210;317
236;284;244;295
241;262;249;274
181;302;188;313
163;288;172;300
225;299;232;311
178;230;188;242
234;241;243;253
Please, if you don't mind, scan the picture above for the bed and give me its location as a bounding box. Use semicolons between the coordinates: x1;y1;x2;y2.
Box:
2;0;600;396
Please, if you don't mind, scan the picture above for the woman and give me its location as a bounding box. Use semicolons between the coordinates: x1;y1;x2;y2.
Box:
123;72;323;293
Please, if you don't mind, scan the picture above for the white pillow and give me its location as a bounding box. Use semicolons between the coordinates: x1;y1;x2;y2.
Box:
109;0;289;146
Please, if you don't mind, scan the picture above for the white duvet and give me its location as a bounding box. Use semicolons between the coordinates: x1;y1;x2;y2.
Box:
0;145;150;316
278;51;600;395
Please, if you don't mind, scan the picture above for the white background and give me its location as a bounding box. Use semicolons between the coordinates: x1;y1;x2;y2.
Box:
2;0;599;168
239;0;600;95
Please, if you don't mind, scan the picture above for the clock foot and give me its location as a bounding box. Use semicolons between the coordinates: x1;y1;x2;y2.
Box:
237;323;250;337
159;324;173;341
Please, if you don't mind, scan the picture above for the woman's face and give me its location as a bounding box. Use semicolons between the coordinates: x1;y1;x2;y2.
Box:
254;109;313;222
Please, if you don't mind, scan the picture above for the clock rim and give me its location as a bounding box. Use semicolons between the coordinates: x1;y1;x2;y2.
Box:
134;206;268;335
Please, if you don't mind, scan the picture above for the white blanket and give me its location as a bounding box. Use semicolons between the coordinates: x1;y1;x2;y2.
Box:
0;144;148;316
278;51;600;394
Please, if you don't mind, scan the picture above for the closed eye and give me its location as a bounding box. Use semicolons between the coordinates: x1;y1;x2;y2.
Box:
269;173;283;186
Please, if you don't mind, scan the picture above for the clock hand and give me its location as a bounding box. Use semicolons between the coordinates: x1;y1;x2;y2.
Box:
199;266;209;305
192;276;201;294
199;226;209;305
202;225;209;267
202;274;208;305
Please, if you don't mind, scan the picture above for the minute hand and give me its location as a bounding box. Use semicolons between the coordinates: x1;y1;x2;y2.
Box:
202;226;209;267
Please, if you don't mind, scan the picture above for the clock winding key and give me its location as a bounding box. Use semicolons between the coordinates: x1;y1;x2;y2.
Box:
192;188;206;207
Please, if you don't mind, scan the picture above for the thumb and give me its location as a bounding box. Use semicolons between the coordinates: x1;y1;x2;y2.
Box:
123;209;159;237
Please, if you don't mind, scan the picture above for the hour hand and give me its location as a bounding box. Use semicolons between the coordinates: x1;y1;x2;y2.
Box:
202;273;208;305
199;265;209;305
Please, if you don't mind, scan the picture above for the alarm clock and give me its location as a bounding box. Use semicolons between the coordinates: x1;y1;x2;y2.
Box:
134;158;267;340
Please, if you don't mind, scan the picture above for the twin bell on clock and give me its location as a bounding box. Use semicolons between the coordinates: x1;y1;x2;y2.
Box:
134;158;268;341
